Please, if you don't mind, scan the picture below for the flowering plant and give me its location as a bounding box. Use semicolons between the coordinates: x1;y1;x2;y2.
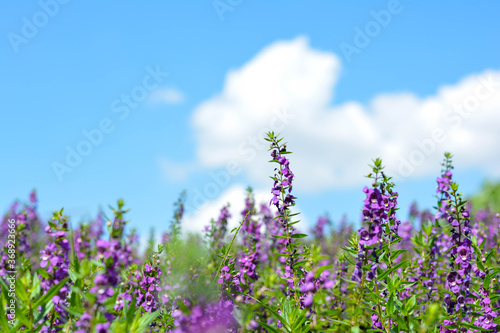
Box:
1;134;499;332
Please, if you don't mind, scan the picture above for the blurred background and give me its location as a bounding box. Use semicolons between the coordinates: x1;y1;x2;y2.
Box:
1;1;499;246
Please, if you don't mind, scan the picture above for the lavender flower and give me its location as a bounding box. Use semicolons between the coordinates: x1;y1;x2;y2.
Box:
172;300;238;333
298;270;334;308
1;190;43;270
90;239;120;304
311;215;329;239
74;312;92;333
136;258;162;312
267;132;299;298
39;210;71;331
207;204;232;248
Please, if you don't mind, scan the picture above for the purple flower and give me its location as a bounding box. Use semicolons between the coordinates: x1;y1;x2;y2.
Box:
38;211;71;330
371;313;384;330
358;228;376;246
90;240;122;306
114;292;132;311
95;322;110;333
455;245;471;268
446;272;462;294
206;205;232;248
135;258;162;312
303;294;313;307
172;300;238;332
311;215;329;239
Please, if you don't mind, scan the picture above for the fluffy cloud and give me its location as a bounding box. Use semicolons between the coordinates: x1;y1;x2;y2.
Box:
158;157;197;182
181;184;307;235
190;36;500;192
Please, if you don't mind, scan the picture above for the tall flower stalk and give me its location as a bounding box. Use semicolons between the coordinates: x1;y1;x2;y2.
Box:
266;132;300;302
39;209;71;332
237;188;261;297
435;153;497;332
349;159;405;332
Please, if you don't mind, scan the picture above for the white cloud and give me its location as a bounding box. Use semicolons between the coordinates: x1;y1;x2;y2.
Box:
182;184;306;234
158;157;197;182
190;36;500;191
182;184;262;234
149;87;185;104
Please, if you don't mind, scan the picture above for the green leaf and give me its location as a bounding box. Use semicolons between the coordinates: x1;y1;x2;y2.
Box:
387;277;395;295
258;322;281;333
293;260;309;268
123;297;137;330
378;261;407;281
90;259;105;268
0;293;10;332
135;310;161;332
14;278;28;304
33;301;54;326
291;233;308;239
387;295;395;315
68;268;79;283
30;274;41;301
389;249;406;261
69;286;84;314
242;294;291;332
37;268;51;280
315;265;333;278
404;295;417;314
33;277;69;308
328;318;351;326
461;321;495;331
283;297;291;327
291;309;308;331
271;234;289;239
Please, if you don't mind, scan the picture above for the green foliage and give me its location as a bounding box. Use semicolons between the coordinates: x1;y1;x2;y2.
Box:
470;180;500;213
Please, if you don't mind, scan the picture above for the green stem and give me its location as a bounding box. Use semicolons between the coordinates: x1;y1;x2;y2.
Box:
353;253;369;325
212;212;250;285
374;280;391;333
274;139;300;305
48;306;56;331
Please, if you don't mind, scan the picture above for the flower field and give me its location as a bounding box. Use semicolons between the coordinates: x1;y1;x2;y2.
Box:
1;132;499;332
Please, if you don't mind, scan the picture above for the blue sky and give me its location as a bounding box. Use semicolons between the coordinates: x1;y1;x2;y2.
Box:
1;1;499;240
